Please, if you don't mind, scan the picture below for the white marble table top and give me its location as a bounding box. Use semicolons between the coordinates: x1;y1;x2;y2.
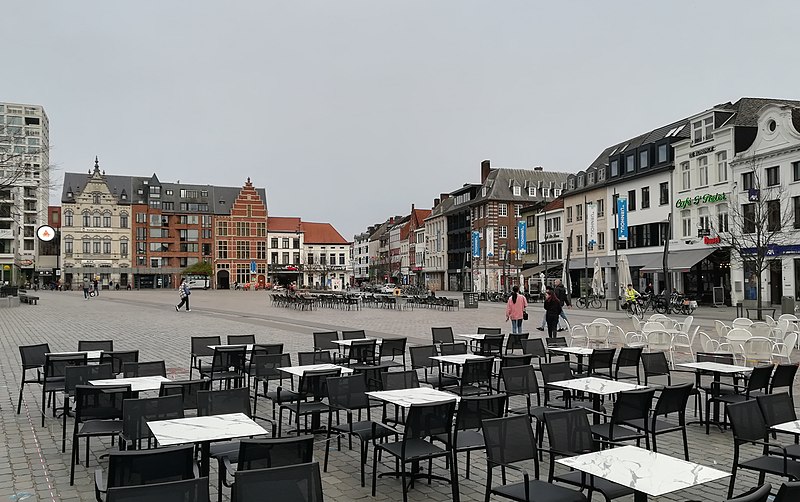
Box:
549;347;594;356
557;445;729;497
772;419;800;434
548;377;648;395
47;350;103;360
89;376;171;392
147;412;268;446
366;387;459;407
455;334;486;341
278;363;353;377
676;362;752;374
331;338;382;346
429;354;491;365
207;344;254;351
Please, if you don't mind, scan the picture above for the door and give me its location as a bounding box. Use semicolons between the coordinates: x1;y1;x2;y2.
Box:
217;270;230;290
770;260;782;305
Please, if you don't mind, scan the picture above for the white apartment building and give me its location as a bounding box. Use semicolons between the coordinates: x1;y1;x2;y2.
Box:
351;229;372;285
266;216;304;287
423;196;450;291
0;102;49;285
301;222;351;289
531;199;564;292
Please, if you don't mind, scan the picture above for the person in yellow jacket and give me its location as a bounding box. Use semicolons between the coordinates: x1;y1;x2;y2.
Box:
624;284;640;309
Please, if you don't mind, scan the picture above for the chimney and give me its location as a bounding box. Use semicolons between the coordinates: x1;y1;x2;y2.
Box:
411;203;415;212
433;198;440;207
533;166;544;171
481;160;491;182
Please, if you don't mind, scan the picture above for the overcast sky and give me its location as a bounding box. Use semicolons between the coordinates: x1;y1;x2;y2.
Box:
4;1;799;239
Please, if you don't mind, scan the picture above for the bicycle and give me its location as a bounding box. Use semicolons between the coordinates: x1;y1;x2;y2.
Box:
624;298;645;320
576;294;603;309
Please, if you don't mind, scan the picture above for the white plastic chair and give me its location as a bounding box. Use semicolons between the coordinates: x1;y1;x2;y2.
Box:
778;314;799;322
607;325;628;347
569;325;589;348
649;314;669;322
659;318;679;330
765;315;777;328
714;320;731;339
586;323;610;348
642;321;665;334
732;318;754;329
646;330;675;367
741;337;774;367
749;322;773;340
773;332;797;363
592;318;613;325
699;332;721;353
675;315;694;334
720;328;752;363
629;316;643;334
673;326;699;362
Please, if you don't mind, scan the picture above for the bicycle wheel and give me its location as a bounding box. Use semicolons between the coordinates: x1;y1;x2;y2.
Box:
590;297;602;309
576;297;587;309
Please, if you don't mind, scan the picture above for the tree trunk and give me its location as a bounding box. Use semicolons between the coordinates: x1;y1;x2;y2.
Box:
756;272;763;321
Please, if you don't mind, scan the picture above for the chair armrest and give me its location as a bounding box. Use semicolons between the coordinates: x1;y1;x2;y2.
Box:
276;386;300;401
583;408;613;419
222;456;236;481
372;421;403;439
94;468;106;502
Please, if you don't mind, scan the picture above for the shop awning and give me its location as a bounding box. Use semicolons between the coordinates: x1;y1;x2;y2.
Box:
640;248;715;273
521;262;563;278
568;256;616;269
568;252;662;270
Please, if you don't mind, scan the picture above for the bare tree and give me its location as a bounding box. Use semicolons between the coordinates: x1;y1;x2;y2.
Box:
714;155;794;320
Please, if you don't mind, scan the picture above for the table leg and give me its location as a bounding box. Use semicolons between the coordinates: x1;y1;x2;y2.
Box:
199;441;210;477
634;490;648;502
592;394;601;425
712;372;721;427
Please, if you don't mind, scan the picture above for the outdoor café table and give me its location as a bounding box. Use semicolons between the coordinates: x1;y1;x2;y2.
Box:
88;375;170;392
557;445;729;501
366;387;459;407
207;344;254;351
278;363;353;431
549;346;593;372
429;354;490;366
147;412;268;477
675;361;752;430
47;350;103;361
547;376;649;425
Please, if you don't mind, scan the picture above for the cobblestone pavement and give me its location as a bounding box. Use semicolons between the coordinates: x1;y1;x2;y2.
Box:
0;289;796;501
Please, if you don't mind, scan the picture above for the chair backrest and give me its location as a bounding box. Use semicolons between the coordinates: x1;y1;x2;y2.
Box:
770;363;799;392
540;361;573;384
756;392;797;427
766;315;777;327
105;446;196;491
505;332;529;352
341;330;366;340
461;358;494;387
159;379;211;411
379;337;407;360
641;352;670;378
44;352;89;382
715;320;731;338
545;337;568;348
237;436;315;471
209;347;247;374
197;387;252;417
568;325;588;347
251;344;284;358
646;331;673;351
697;351;735;365
699;332;720;353
380;370;420;391
500;354;533;369
482;414;538;465
409;345;437;370
233;462;323;502
680;316;694;334
100;351;140;375
630;316;642;333
122;360;167;378
724;483;772;502
544;407;596;456
122;395;185;443
327;373;372;410
586;323;610;344
745;365;774;394
19;343;51;370
227;334;255;345
733;318;754;328
106;477;210;502
727;399;769;442
477;327;502;335
346;339;377;365
405;400;458;441
613;388;655;422
252;354;292;381
475;334;504;357
779;333;798;356
774;481;800;502
65;363;114;394
454;394;507;431
431;327;454;345
74;384;131;423
298;368;341;400
501;364;540;396
779;314;799;322
749;323;773;339
312;331;339;351
520;338;547;359
642;321;665;334
78;340;114;352
742;337;774;364
649;314;668;321
298;351;332;366
190;336;220;358
589;348;616;373
616;346;642;370
439;342;467;356
653;383;693;416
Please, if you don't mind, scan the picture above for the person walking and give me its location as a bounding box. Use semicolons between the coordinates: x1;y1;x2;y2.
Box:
505;285;528;334
536;279;570;332
543;286;563;338
175;279;191;312
82;276;90;300
93;278;99;296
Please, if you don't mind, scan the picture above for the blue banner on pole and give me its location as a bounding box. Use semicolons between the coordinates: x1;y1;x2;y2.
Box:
517;221;526;254
617;198;628;241
471;230;481;258
250;260;257;273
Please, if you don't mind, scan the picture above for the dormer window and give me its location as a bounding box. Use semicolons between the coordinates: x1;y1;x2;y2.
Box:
577;176;585;188
528;186;536;197
568;178;575;189
121;193;127;200
67;191;73;198
512;185;521;196
657;144;668;163
610;160;619;177
554;188;561;197
588;172;595;184
598;168;606;181
481;186;487;197
92;193;101;204
692;116;714;143
639;150;649;169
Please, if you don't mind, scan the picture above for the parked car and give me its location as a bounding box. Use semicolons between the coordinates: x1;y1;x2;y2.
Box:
381;283;396;294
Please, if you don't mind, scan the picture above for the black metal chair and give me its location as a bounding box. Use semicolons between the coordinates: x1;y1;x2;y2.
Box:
159;379;211;413
770;364;799;397
246;344;285;386
62;363;115;451
100;351;140;375
726;399;800;498
501;364;550;452
625;383;693;460
540;361;575;408
706;365;773;435
201;347;247;389
297;351;332;366
122;361;167;378
475;334;505;358
342;330;366;340
640;351;672;386
42;352;88;427
724;483;773;502
94;445;196;501
379;337;407;369
312;331;340;351
544;408;634;501
17;343;50;415
775;481;800;501
506;332;530;354
106;477;210;502
344;339;378;366
496;354;533;391
409;345;458;389
545;337;569;362
233;462;324;502
482;414;588;502
521;338;547;369
443;357;494;396
78;340;114;352
227;334;255;345
478;327;502;335
119;395;184;451
324;374;394;486
277;368;342;436
614;346;642;383
371;401;459;502
223;436;314;502
71;384;132;485
590;388;655;447
431;327;454;345
757;392;800;458
574;348;615;379
189;336;221;380
251;354;295;418
440;342;468;355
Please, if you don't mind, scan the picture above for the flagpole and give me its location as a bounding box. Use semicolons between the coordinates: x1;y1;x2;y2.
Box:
583;195;588;303
613;188;619;311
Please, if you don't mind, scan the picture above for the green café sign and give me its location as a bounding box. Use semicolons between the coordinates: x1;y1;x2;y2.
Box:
675;192;727;209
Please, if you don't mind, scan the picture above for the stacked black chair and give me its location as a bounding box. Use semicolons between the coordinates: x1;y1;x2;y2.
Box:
42;352;88;426
62;363;114;451
94;445;196;500
122;361;167;378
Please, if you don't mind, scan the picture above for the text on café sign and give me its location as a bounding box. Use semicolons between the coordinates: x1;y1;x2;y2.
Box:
675;192;727;209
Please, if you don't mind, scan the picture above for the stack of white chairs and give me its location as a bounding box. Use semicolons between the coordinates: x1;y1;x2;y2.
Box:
714;320;731;339
569;324;589;348
646;330;675;367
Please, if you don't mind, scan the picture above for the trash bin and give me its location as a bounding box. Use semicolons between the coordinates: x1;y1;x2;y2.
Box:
463;292;479;309
782;296;795;315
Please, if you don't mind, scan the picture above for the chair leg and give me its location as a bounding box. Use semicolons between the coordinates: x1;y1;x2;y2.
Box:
682;427;689;460
62;397;69;452
17;380;25;414
217;458;224;502
360;440;368;487
450;450;460;502
70;436;78;485
371;448;379;496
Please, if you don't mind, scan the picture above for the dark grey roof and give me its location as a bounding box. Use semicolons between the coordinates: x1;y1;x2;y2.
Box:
426;196;454;220
729;97;800;126
471;168;569;204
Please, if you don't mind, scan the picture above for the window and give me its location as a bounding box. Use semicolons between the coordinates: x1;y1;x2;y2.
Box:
306;253;314;265
576;204;583;221
639;150;649;169
93;240;101;254
92;193;101;205
339;253;346;265
282;252;290;264
65;238;73;255
236;241;250;259
577;235;583;252
681;162;691;190
698;206;711;232
743;203;756;234
135;213;146;223
528;186;536;197
659;182;669;206
498;203;507;217
83;240;91;254
255;222;266;237
794;197;800;229
610;159;619;177
120;213;128;228
65;210;73;227
236;221;250;236
514;204;521;217
597;199;604;217
768;200;781;231
294;252;301;264
681;210;692;237
766;166;780;187
578;176;585;188
657;144;668;163
598;231;605;250
628;190;636;211
120;241;128;257
270;237;278;248
103;241;111;254
625;154;635;173
717;203;729;232
742;172;755;191
103;214;111;227
93;215;101;227
698;157;709;186
256;241;267;260
282;238;290;249
513;185;521;196
641;187;650;209
499;226;507;238
588;172;595;184
692;117;713;143
717;151;728;182
566;206;573;223
83;212;91;227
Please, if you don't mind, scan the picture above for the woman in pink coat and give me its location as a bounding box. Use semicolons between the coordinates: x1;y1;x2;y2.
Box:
505;285;528;334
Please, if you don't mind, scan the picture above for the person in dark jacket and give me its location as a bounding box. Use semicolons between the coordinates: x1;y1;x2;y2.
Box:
543;286;562;338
